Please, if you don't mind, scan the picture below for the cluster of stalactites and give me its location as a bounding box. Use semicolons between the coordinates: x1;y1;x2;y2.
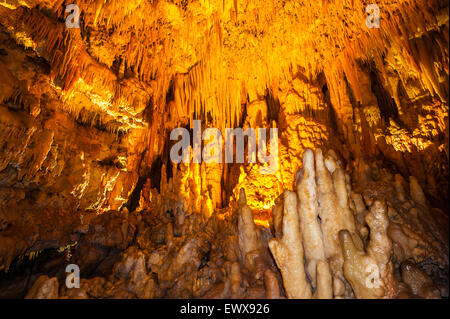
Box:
1;0;447;162
326;0;448;111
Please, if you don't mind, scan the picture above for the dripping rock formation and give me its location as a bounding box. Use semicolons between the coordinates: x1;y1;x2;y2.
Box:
0;0;448;299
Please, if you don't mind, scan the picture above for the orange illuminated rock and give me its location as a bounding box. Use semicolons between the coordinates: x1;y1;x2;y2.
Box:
0;0;448;300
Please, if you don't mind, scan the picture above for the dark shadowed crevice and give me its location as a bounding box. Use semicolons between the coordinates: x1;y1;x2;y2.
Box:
369;67;400;125
264;89;281;124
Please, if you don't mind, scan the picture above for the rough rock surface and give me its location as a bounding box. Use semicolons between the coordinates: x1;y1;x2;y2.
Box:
0;0;448;299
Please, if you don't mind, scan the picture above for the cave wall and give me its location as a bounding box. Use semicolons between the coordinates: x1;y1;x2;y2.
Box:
0;0;448;288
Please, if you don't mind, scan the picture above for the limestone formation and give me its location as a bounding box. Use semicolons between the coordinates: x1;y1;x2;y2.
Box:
0;0;447;301
268;191;312;299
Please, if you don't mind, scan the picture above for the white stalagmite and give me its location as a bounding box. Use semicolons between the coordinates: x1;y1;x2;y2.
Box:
365;201;396;297
314;148;365;297
314;261;333;299
314;148;347;296
268;191;312;298
315;149;342;260
339;200;395;299
324;150;339;174
295;149;326;288
332;167;362;250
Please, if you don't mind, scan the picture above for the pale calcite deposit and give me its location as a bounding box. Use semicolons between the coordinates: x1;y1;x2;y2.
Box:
268;191;312;299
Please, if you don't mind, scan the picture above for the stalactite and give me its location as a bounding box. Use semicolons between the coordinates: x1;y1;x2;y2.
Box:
0;0;448;301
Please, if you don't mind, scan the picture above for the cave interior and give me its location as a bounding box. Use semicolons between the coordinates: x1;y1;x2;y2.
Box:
0;0;448;299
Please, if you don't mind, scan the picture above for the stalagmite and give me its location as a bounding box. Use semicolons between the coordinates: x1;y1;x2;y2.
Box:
314;261;333;299
339;230;384;299
295;149;326;288
314;148;361;297
324;149;340;174
268;191;312;299
237;188;264;278
332;167;361;246
315;148;343;263
339;200;395;299
365;201;396;297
